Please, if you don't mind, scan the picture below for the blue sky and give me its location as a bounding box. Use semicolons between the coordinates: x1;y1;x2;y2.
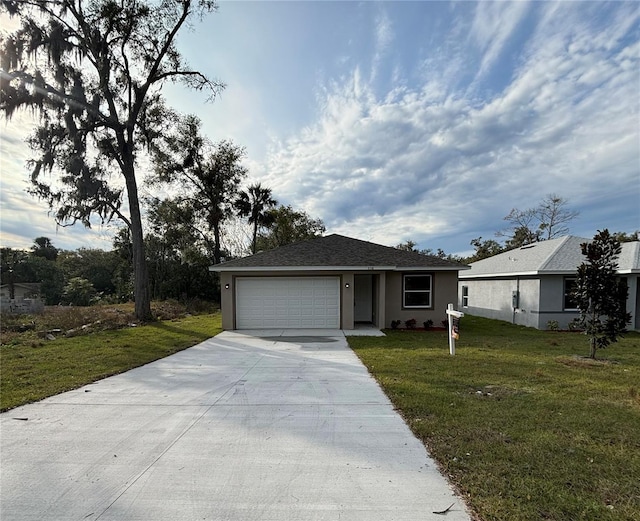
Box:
1;0;639;256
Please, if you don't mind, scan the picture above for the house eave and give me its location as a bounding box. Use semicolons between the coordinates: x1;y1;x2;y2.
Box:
459;270;575;279
460;267;638;279
210;265;467;273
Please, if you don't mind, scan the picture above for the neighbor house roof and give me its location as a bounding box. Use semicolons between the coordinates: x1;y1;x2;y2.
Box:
618;241;640;274
460;236;640;279
210;234;469;272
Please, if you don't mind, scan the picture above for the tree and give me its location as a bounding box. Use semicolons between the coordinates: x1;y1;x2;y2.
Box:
1;0;223;320
62;277;97;306
32;237;58;261
144;197;219;301
57;248;119;295
255;205;325;251
235;183;277;254
504;225;541;250
151;115;247;265
0;248;28;299
574;230;631;359
466;237;504;263
499;194;579;246
536;194;580;240
395;240;418;252
612;230;639;243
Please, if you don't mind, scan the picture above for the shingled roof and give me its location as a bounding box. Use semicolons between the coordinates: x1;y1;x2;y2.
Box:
460;236;640;278
210;234;469;271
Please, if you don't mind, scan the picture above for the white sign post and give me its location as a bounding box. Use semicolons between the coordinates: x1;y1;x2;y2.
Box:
446;303;464;356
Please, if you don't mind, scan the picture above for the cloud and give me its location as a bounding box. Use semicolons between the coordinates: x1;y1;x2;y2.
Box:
370;6;394;84
468;1;532;84
260;2;639;251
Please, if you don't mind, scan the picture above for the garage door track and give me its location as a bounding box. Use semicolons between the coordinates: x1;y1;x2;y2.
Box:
1;330;470;520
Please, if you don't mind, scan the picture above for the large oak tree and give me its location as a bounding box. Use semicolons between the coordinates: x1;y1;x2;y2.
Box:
0;0;223;319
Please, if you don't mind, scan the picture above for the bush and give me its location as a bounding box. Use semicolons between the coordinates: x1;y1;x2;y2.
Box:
62;277;97;307
423;319;434;330
391;320;401;329
405;318;417;329
547;320;559;331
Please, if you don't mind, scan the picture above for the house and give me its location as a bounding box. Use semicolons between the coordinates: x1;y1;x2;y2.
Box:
0;282;41;300
458;237;640;331
0;282;44;314
209;234;469;330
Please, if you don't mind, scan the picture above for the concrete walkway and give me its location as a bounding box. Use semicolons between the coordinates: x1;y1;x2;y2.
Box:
1;330;470;520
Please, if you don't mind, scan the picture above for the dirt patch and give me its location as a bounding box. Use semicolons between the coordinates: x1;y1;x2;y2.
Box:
556;355;620;367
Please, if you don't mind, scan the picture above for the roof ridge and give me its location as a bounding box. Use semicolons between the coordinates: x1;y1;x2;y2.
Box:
536;236;570;271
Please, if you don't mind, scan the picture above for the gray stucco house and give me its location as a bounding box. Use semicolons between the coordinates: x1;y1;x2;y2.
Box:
458;236;640;331
210;234;469;330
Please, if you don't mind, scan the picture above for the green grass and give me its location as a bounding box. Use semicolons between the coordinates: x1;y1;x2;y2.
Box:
348;316;640;521
1;313;222;411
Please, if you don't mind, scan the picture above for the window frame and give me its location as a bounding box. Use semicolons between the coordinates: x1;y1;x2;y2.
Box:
563;277;578;311
402;273;433;309
462;285;469;308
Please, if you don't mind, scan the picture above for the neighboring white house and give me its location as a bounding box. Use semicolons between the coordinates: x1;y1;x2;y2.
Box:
459;237;640;331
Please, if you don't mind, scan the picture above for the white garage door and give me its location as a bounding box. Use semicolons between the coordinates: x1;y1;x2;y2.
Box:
235;277;340;329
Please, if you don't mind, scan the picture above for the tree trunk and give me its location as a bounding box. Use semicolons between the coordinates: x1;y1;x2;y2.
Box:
252;221;258;254
123;163;153;321
213;221;221;265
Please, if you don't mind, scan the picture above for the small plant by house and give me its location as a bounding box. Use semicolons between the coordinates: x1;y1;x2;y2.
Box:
391;320;401;329
404;318;417;329
423;319;433;330
547;320;559;331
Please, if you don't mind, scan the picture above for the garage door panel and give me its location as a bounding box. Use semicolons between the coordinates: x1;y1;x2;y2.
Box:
236;277;340;329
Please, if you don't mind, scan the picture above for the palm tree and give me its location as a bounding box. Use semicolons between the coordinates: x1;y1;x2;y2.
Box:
236;184;278;254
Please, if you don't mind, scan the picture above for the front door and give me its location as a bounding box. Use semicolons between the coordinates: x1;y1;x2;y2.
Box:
354;274;373;322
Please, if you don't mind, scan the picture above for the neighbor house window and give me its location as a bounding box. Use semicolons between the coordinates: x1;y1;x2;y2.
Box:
563;277;578;310
403;274;432;308
462;286;469;308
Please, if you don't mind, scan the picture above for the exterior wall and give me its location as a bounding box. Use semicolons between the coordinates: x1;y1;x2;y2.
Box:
341;273;355;330
625;275;639;331
384;271;459;328
537;275;579;330
0;298;44;315
219;270;458;330
459;277;541;328
219;272;234;330
462;273;640;331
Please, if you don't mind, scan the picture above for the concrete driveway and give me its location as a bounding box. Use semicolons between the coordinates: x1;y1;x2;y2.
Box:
1;330;470;520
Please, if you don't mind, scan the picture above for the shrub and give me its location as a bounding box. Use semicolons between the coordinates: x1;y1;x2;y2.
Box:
391;320;401;329
62;277;97;307
423;319;434;330
568;318;583;332
547;320;559;331
405;318;417;329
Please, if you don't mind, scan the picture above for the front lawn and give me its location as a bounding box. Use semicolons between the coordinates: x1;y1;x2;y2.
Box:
348;316;640;521
1;312;222;412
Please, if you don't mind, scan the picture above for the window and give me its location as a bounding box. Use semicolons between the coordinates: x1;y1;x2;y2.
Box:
462;286;469;308
403;274;432;308
563;278;578;310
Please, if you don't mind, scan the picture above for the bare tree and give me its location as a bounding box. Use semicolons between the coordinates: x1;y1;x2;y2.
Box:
537;194;580;240
499;194;579;247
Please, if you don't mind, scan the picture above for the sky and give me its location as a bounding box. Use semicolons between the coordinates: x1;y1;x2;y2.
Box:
1;0;639;256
